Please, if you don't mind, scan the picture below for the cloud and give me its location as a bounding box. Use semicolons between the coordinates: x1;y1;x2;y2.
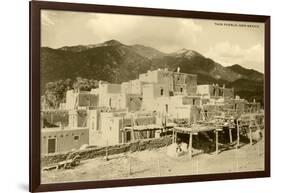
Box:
41;10;264;73
86;14;202;53
41;12;55;26
204;42;264;73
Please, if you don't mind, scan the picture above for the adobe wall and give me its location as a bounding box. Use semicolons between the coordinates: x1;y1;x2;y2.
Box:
173;73;197;95
41;136;172;167
41;128;89;154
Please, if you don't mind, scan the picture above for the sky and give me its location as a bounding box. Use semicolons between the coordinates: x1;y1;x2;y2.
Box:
41;10;265;73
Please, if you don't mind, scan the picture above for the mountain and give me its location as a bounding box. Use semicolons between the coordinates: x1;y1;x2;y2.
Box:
152;49;243;82
227;64;264;82
41;40;152;87
41;40;264;104
59;40;125;52
130;44;166;59
170;49;202;59
227;78;264;104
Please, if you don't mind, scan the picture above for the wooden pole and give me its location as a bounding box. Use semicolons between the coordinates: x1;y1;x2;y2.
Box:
189;133;193;159
215;130;219;155
236;119;240;149
249;127;253;145
124;131;126;143
147;130;150;139
132;129;135;141
122;116;124;143
229;128;233;143
121;131;124;144
255;118;263;141
172;128;175;143
131;115;135;142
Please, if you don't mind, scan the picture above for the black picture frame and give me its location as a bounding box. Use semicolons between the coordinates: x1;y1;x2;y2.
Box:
30;1;270;192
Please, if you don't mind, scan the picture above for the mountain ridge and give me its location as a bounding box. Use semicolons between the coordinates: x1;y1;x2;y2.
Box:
41;40;264;104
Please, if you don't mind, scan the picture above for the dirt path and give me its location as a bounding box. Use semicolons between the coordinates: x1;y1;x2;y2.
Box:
41;139;264;184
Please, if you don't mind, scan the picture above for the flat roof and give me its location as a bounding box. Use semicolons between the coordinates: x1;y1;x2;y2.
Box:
122;124;163;131
42;127;88;132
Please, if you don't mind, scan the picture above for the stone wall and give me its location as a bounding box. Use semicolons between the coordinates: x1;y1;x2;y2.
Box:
41;136;172;167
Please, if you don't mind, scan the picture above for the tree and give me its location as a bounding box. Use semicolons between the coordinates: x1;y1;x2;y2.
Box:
43;78;99;109
44;80;69;109
73;77;98;91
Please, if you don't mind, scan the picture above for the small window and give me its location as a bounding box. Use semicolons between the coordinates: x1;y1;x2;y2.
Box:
180;88;183;93
160;89;164;96
193;99;196;105
74;135;80;140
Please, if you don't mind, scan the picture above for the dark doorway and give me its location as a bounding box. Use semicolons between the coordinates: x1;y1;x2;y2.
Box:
48;138;56;153
126;131;131;142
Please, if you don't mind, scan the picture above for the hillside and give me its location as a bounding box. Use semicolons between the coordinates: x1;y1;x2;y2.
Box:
41;40;152;87
227;64;264;82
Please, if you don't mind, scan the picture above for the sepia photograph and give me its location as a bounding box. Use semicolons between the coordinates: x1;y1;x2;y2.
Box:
32;3;269;189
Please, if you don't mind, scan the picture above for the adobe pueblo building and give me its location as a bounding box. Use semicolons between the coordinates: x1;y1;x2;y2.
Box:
41;68;262;155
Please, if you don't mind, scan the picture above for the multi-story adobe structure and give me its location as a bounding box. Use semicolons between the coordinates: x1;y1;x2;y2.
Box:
42;68;258;154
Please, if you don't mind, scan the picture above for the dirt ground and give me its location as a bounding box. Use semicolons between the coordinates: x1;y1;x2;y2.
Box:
41;139;264;184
